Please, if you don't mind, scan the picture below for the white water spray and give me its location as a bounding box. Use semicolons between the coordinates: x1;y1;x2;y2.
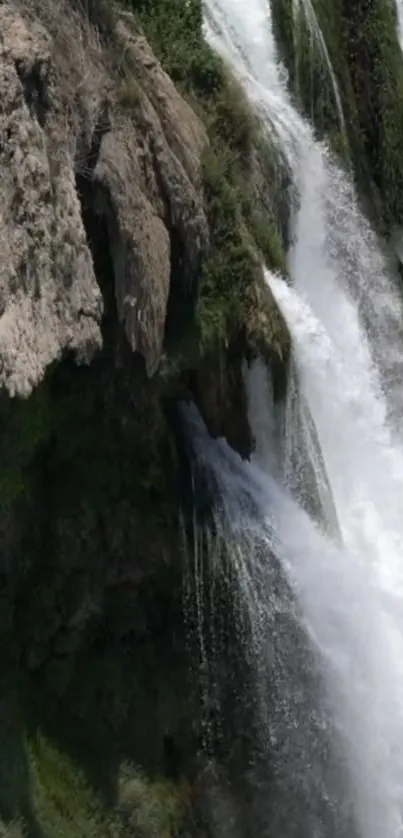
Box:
188;383;403;836
191;0;403;836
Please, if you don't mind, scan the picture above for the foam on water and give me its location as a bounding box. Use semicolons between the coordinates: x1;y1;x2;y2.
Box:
190;0;403;835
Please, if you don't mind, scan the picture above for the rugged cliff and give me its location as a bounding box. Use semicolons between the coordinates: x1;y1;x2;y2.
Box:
0;0;290;835
4;0;401;832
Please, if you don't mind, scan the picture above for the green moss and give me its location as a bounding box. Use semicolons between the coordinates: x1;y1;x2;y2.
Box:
272;0;403;230
198;145;255;351
118;0;291;367
198;142;289;356
340;0;403;228
114;764;190;838
206;73;257;154
127;0;224;98
0;0;291;725
0;729;191;838
0;2;293;835
0;822;24;838
121;0;290;345
29;735;102;837
271;0;351;155
247;214;286;275
0;350;195;812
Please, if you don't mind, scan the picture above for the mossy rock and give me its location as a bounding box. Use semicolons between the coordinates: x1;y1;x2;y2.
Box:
0;730;192;838
0;1;293;834
271;0;352;153
0;822;24;838
271;0;403;232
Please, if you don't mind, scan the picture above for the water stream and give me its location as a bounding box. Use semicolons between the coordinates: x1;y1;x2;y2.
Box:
186;0;403;835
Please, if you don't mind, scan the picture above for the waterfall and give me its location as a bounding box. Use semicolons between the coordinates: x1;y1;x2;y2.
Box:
291;0;346;134
185;401;403;837
266;269;403;594
205;0;403;410
245;358;340;538
183;0;403;836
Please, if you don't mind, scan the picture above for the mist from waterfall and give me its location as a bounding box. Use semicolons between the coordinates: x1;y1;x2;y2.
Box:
184;0;403;836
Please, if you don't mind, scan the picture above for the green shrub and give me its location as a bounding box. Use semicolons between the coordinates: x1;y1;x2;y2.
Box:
248;213;287;274
196;145;254;351
25;738;189;838
0;821;25;838
128;0;224;97
111;765;188;838
272;0;403;231
197;135;288;355
119;0;289;360
0;7;291;838
209;76;257;156
29;735;103;838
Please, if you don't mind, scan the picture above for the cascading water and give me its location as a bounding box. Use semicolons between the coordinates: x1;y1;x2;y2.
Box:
291;0;346;134
185;397;403;837
245;358;340;538
266;269;403;595
184;0;403;836
204;0;403;426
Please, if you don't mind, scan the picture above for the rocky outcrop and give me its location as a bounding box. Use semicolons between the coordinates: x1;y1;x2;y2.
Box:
0;7;102;396
91;13;209;374
0;2;292;836
0;0;209;393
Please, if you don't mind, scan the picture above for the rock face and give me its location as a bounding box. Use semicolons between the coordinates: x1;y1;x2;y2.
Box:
0;0;209;393
0;6;102;396
0;2;292;835
93;16;209;374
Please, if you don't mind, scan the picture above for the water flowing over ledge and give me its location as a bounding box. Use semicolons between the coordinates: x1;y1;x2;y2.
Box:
187;0;403;835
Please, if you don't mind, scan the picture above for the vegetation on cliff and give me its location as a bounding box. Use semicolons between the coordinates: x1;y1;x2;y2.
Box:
129;0;290;358
271;0;403;233
0;0;291;835
3;0;403;834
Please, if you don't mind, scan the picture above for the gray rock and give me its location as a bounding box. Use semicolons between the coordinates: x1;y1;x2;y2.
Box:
0;7;103;396
0;0;209;392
